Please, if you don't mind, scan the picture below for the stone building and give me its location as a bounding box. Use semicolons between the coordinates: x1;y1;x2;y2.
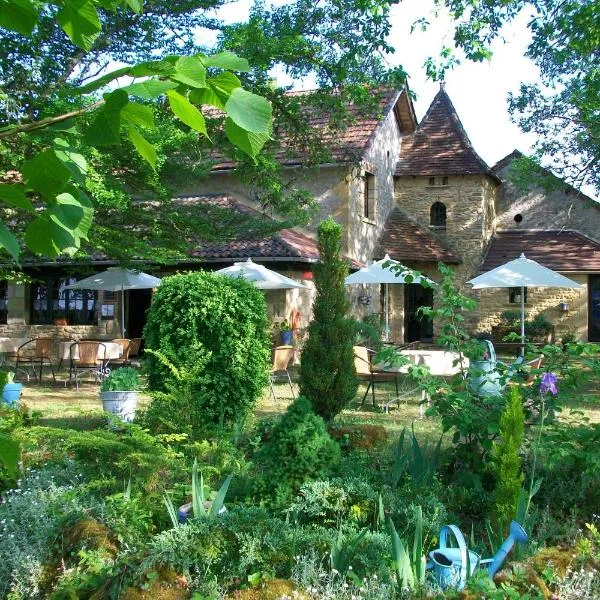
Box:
2;83;600;344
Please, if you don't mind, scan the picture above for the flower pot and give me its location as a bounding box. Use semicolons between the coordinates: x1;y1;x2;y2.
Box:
280;329;293;345
3;383;23;406
99;390;139;422
53;318;68;326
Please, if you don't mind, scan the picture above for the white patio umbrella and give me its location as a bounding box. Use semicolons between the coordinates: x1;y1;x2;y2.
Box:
467;253;583;354
64;267;161;336
345;254;435;341
215;258;308;290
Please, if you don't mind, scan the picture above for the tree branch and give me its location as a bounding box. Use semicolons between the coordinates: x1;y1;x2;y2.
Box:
0;101;103;139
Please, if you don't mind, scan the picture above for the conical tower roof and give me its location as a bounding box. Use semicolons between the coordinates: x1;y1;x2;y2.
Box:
395;84;495;178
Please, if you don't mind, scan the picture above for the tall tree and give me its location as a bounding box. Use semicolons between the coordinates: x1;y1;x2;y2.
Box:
0;0;407;264
299;218;358;421
438;0;600;194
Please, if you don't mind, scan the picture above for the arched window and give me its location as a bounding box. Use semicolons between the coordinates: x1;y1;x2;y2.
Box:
430;202;446;228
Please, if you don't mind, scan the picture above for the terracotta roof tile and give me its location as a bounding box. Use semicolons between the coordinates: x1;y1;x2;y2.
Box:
207;87;405;170
395;86;497;179
376;207;460;264
481;230;600;272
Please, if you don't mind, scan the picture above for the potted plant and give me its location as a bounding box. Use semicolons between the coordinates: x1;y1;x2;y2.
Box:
99;367;141;422
279;320;293;345
1;372;23;407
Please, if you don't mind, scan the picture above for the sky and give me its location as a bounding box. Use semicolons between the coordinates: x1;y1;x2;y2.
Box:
208;0;541;169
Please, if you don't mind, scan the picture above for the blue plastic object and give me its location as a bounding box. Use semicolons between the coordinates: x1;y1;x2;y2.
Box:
427;520;528;590
488;521;528;577
428;525;480;590
280;330;293;345
2;383;23;406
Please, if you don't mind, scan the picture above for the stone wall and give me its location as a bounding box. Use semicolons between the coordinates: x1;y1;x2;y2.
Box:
471;274;588;340
495;161;600;239
346;107;404;265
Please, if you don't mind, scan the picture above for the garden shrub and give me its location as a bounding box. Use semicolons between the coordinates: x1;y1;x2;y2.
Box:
253;396;340;503
299;219;358;421
143;272;271;430
491;386;525;527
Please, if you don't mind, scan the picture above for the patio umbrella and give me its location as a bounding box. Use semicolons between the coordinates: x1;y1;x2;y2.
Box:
64;267;161;336
345;254;435;341
215;258;308;290
467;253;583;354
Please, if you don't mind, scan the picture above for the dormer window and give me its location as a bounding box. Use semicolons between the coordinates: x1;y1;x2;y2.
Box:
430;202;447;228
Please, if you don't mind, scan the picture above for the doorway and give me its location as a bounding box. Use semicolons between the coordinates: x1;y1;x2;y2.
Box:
588;275;600;342
127;288;153;340
404;284;434;343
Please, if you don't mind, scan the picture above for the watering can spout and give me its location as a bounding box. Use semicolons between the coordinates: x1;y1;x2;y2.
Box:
488;521;528;577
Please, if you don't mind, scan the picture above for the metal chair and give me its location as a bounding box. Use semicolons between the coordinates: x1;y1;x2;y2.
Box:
270;345;295;401
111;338;132;365
354;345;399;407
14;338;56;382
68;341;107;390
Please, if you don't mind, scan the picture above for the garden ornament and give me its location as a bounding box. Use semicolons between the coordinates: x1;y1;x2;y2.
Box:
427;520;528;590
467;340;523;397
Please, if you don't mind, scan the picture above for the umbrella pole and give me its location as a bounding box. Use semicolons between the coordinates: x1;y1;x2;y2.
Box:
122;284;126;337
520;285;525;357
385;283;389;342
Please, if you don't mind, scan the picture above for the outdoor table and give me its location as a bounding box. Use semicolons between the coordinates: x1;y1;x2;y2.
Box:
0;337;30;368
58;341;123;361
399;349;470;376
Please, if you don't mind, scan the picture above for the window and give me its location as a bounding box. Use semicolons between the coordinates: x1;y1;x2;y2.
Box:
509;287;527;304
363;172;376;220
430;202;447;228
30;276;97;325
0;281;7;324
442;176;449;186
428;177;435;186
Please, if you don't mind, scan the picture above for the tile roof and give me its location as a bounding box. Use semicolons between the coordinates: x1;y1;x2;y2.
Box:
395;85;498;179
376;207;460;264
481;230;600;272
207;87;411;170
168;195;320;261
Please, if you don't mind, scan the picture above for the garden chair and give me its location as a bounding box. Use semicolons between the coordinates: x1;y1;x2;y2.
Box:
68;341;107;390
354;345;399;407
14;338;56;382
270;345;295;402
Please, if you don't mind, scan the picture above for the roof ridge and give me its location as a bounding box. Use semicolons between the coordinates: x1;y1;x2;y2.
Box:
496;228;600;244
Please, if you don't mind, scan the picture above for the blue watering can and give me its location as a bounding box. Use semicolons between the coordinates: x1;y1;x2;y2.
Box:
427;521;528;590
467;340;524;398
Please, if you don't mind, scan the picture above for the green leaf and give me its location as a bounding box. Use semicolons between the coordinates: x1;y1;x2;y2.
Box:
121;103;154;129
122;79;178;99
202;51;250;72
125;0;143;13
128;126;157;169
191;458;206;518
21;149;71;198
24;186;93;257
225;87;272;134
167;90;207;135
0;221;21;262
0;184;34;212
209;474;232;517
51;187;93;238
25;215;77;257
189;72;241;109
55;0;102;51
225;117;269;159
77;66;132;94
53;138;87;184
172;56;207;88
85;89;129;146
0;0;38;35
0;433;20;477
130;58;176;77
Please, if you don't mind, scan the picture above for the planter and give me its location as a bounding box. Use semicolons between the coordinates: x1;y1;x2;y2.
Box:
2;383;23;407
100;390;139;422
491;324;555;345
280;329;293;346
53;318;68;326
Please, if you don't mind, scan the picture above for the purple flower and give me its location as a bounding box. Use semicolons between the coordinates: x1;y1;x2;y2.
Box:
540;372;559;395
